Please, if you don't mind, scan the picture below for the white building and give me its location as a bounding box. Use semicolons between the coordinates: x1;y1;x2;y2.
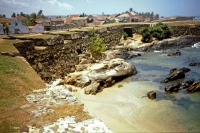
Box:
29;24;44;33
9;20;29;34
0;24;4;34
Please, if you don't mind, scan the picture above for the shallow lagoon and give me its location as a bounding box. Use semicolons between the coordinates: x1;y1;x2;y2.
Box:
75;43;200;132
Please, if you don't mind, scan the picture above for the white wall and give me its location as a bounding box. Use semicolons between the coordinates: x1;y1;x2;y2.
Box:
9;20;29;34
31;24;44;33
0;24;4;34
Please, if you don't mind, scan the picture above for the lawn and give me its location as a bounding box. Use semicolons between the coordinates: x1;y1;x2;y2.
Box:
0;39;46;132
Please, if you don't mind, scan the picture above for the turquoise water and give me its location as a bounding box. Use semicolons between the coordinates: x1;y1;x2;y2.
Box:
127;44;200;131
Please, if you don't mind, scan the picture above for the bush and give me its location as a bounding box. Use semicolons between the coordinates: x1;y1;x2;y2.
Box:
139;27;153;42
123;32;128;40
152;22;173;40
139;22;173;42
90;29;106;59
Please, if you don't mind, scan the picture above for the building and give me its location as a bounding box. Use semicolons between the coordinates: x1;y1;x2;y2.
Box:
0;24;4;34
14;15;27;21
9;20;29;34
36;18;51;31
50;18;64;30
71;17;88;27
65;14;80;24
29;24;44;33
117;13;131;22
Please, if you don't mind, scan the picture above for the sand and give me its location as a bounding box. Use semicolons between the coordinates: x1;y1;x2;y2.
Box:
74;79;187;132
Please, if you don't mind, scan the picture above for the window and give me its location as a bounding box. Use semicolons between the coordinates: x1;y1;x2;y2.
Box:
15;23;18;26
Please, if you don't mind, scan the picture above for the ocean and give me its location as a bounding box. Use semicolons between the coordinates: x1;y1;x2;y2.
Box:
75;41;200;132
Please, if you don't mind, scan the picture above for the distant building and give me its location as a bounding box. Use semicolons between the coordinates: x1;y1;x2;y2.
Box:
14;15;27;21
65;14;80;24
0;24;4;34
71;17;88;27
50;18;64;30
36;18;51;31
29;24;44;33
9;20;29;34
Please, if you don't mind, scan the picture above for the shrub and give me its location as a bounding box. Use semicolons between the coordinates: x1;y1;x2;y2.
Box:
139;27;153;42
90;29;106;59
152;22;173;40
139;22;173;42
123;31;128;40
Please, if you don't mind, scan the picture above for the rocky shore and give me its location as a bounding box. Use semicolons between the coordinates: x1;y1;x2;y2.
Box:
21;79;112;133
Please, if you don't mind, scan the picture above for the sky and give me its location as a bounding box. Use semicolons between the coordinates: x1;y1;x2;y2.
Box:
0;0;200;18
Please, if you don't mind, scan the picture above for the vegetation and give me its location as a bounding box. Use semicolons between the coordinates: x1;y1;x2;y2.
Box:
123;31;128;40
0;39;46;132
90;29;106;59
139;22;173;42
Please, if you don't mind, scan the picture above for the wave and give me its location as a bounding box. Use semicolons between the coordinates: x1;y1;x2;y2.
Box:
192;42;200;48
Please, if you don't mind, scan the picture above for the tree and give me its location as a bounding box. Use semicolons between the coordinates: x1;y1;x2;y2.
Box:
155;14;159;20
90;29;106;59
150;12;154;21
11;12;16;18
30;13;37;26
129;8;133;12
3;14;6;18
37;10;43;16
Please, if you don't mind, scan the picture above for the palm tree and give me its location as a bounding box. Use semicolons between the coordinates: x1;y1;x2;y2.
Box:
129;8;133;12
30;13;37;26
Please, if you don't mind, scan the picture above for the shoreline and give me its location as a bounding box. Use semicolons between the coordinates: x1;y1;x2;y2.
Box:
73;79;187;132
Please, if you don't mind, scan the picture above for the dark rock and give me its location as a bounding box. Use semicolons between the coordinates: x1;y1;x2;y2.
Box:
161;67;190;83
189;62;200;66
170;68;177;74
186;81;200;93
147;91;156;100
167;50;181;56
181;79;195;89
165;84;181;93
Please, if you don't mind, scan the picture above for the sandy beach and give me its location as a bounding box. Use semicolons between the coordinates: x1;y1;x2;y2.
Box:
74;77;187;132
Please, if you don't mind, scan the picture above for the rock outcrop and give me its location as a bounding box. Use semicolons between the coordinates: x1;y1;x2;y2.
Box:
161;67;190;83
63;58;137;95
186;81;200;93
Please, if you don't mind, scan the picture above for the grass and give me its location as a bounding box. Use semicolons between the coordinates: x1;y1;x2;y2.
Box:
0;39;46;132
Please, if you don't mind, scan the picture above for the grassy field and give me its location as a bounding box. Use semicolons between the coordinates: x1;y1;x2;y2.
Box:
0;39;46;132
0;38;91;132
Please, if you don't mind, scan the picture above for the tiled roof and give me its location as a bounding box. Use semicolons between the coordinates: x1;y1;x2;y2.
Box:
65;14;80;24
14;15;27;21
72;17;88;20
94;16;107;21
51;18;64;22
0;18;13;24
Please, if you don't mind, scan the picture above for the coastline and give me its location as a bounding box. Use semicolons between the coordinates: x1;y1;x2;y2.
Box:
74;79;187;132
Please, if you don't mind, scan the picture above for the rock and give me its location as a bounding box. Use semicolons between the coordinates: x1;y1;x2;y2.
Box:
181;79;195;89
147;91;156;100
189;62;200;66
167;50;181;56
186;81;200;92
64;71;91;87
161;67;190;83
165;84;181;93
20;104;31;109
84;82;100;95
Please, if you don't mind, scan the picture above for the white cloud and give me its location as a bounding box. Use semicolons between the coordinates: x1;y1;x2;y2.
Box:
47;0;73;10
2;0;29;7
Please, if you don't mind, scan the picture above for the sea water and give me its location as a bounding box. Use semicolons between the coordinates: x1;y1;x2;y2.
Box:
74;42;200;132
126;43;200;131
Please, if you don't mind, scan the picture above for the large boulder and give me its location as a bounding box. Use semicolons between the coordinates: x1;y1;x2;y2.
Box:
147;91;156;100
63;58;137;94
165;84;181;93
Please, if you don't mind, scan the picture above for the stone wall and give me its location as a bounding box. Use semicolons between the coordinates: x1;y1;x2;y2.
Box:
13;24;200;83
171;25;200;37
13;26;124;83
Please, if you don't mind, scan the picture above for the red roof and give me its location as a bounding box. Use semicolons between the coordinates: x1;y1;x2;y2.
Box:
14;15;27;21
65;14;80;24
51;18;64;22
